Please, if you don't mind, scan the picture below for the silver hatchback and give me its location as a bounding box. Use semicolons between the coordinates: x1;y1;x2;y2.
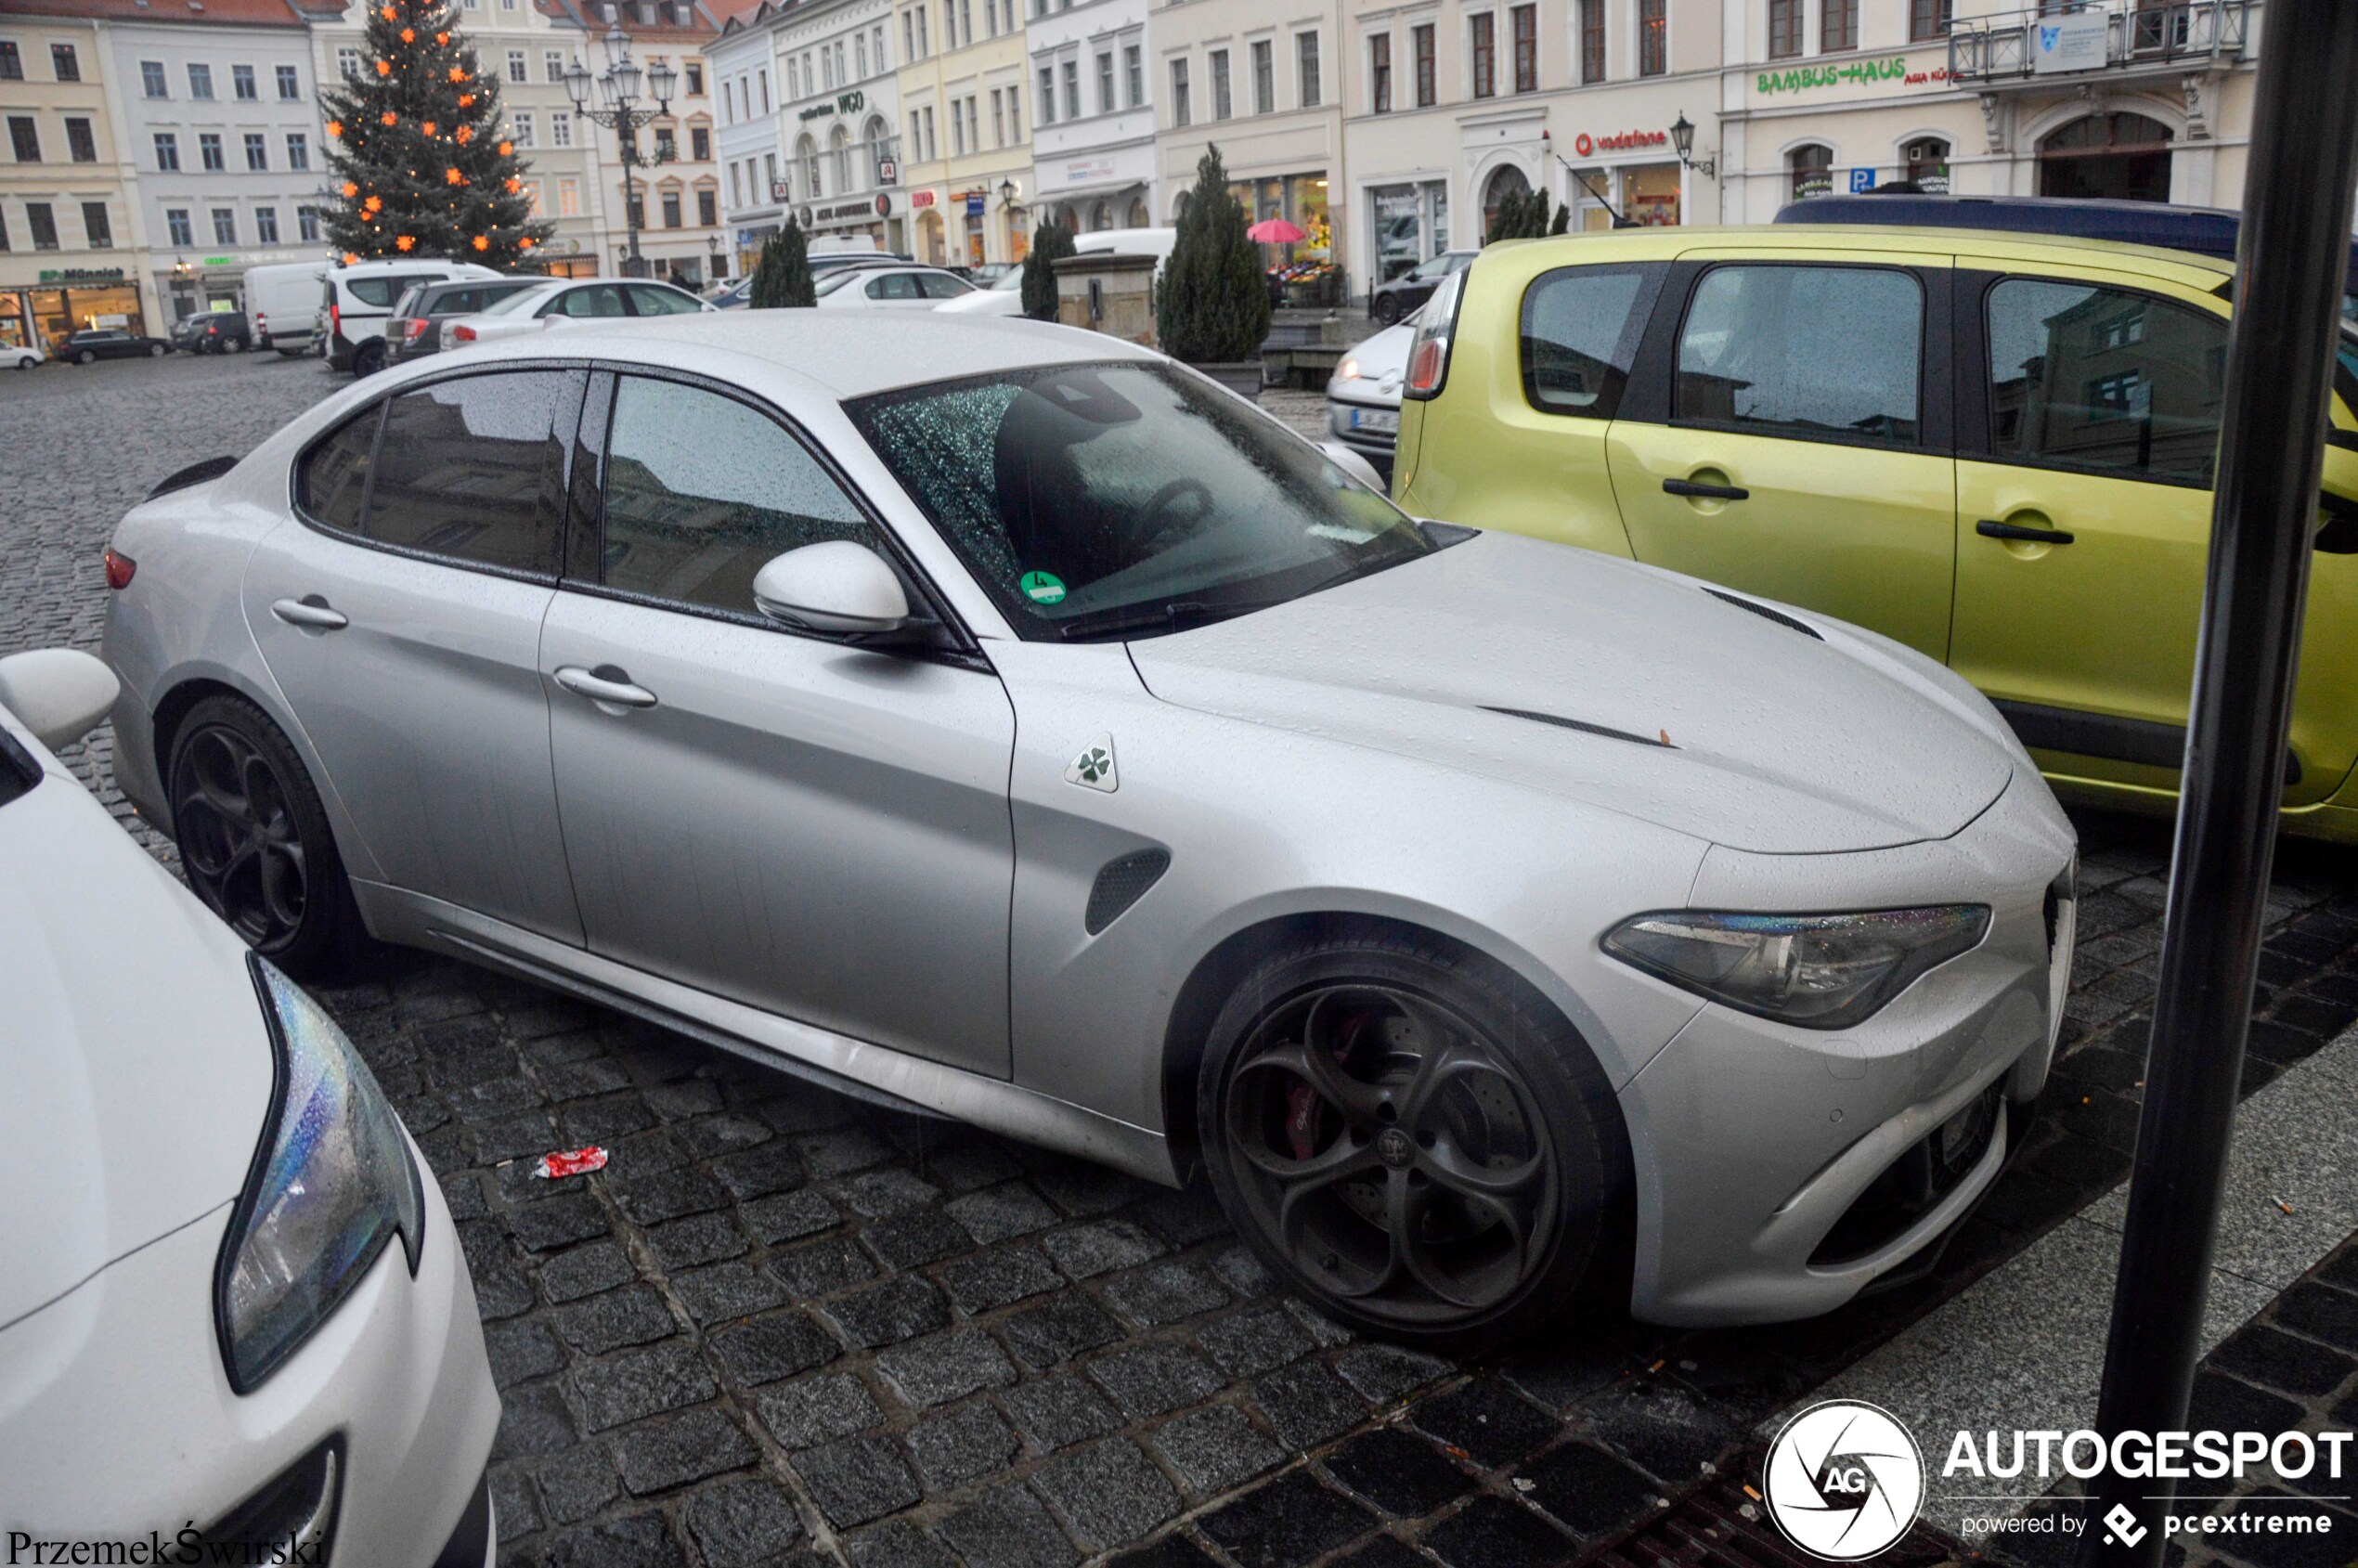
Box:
102;315;2075;1344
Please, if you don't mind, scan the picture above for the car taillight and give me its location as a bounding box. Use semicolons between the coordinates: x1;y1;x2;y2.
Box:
453;324;475;343
1403;267;1468;401
404;319;429;343
330;302;341;335
103;548;136;590
254;311;267;333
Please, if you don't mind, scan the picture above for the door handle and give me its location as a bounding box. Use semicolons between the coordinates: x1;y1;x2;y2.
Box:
1664;477;1750;501
270;594;348;630
553;664;658;709
1976;519;2077;545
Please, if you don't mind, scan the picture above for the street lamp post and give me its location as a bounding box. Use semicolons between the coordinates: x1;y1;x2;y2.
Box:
1667;111;1716;177
564;24;675;279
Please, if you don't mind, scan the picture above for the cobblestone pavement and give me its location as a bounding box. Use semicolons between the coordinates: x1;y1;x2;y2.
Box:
10;351;2358;1568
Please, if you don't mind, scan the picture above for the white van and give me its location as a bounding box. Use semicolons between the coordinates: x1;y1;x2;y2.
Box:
933;227;1177;317
241;261;331;356
323;258;504;375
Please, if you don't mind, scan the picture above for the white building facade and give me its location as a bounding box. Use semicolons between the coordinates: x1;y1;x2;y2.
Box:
778;0;903;251
1028;0;1154;231
709;5;784;273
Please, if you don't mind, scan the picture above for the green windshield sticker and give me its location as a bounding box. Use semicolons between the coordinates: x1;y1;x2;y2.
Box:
1020;571;1068;605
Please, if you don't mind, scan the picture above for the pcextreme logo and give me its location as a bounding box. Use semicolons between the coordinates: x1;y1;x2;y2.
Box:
1763;1400;1926;1561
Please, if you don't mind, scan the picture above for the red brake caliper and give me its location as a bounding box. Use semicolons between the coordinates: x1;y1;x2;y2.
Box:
1285;1012;1367;1160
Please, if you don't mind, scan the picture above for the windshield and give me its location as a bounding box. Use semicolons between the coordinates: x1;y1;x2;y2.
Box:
485;284;560;317
991;270;1024;292
849;361;1433;641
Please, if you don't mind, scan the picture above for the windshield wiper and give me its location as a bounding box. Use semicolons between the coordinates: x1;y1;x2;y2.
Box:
1054;599;1276;641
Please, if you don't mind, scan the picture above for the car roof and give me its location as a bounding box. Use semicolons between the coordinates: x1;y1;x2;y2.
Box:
453;310;1155;397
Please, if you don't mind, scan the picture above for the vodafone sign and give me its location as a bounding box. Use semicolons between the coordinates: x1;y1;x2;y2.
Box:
1573;129;1671;157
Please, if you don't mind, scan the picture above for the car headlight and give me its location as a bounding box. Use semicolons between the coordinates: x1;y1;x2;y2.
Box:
1337;357;1361;382
216;956;424;1393
1602;906;1990;1030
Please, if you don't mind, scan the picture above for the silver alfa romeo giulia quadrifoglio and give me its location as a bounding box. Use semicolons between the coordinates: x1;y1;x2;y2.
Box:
101;314;2076;1345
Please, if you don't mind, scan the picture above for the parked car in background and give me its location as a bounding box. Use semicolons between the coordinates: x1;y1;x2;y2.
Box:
169;314;214;352
104;312;2074;1345
1325;316;1413;483
1395;225;2358;839
58;329;168;364
814;265;976;309
439;277;710;351
387;277;545;365
191;311;255;355
0;645;499;1560
324;259;505;376
4;342;43;370
244;260;332;356
706;276;753;309
934;227;1177;317
1367;250;1475;326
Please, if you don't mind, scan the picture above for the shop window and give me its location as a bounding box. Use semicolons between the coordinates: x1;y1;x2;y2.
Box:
51;43;77;82
1987;279;2226;486
1678;266;1922;444
1904;137;1950;192
1471;12;1495;97
1511;5;1536;92
9;116;40;162
1368;33;1391;112
1639;0;1666;74
166;208;192;247
1413;24;1435;104
1579;0;1605;83
1821;0;1858;51
1788;142;1833;199
66;117;95;162
81;201;110;248
233;63;256;99
140;59;166;97
1911;0;1951;37
1767;0;1801;58
1298;32;1319;108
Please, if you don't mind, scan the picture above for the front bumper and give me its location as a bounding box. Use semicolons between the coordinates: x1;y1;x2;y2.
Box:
0;1146;499;1563
1616;771;2077;1326
1326;397;1400;480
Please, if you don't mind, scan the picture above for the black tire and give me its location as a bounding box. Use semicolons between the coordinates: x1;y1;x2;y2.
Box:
168;693;367;980
1374;294;1403;327
228;337;246;354
75;349;96;365
149;342;168;357
351;339;387;378
1197;930;1631;1352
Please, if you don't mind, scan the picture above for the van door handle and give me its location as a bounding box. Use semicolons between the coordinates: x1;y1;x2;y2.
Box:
1664;478;1750;501
553;664;658;710
1976;519;2077;545
270;594;348;630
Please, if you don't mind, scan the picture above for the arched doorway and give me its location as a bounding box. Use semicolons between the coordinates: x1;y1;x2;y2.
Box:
2039;111;2173;202
1481;164;1530;239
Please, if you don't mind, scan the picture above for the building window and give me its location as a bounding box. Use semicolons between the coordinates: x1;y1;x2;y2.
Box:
51;43;78;81
212;207;237;244
551;111;571;147
757;68;769;111
287;132;309;169
991;86;1005;143
662;189;681;227
298;205;320;241
142;59;168;97
232;62;256;98
1413;24;1435;104
255;205;279;244
1639;0;1665;73
1097;50;1113;113
0;207;8;251
560;177;579;216
1125;44;1143;106
512;110;535;147
1821;0;1857;51
1579;0;1604;82
154;132;178;170
1170;57;1189;126
167;207;193;246
82;201;110;247
1369;33;1391;112
336;46;359;80
1903;136;1950;191
951;100;965;153
1910;0;1950;38
66;117;95;162
27;202;58;250
1251;39;1272;113
8;116;39;162
627;192;644;229
507;50;526;82
1511;5;1535;91
697;187;717;224
1007;81;1019;137
1297;31;1319;108
686;62;704;94
278;63;300;98
1037;65;1056;124
654;127;676;161
1471;12;1495;97
1768;0;1801;58
245;133;268;170
1788;142;1833;200
1211;47;1230;118
0;42;19;80
188;62;214;98
691;125;709;160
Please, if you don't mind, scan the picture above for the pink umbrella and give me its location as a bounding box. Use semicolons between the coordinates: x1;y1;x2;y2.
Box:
1247;217;1307;244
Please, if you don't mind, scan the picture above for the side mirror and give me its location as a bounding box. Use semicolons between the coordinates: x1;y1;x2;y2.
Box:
0;649;121;753
753;541;913;635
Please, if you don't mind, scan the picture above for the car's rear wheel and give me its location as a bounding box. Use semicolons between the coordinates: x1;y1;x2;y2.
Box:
169;693;365;978
1375;295;1403;327
149;342;167;357
351;339;386;377
1198;931;1629;1351
75;349;95;365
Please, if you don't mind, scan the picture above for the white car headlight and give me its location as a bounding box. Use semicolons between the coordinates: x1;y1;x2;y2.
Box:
1602;906;1990;1030
216;956;424;1392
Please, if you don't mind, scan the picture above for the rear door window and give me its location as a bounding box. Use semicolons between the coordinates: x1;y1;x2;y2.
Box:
867;272;919;301
917;272;970;299
297;404;382;532
345;274;435;308
625;284;699;316
364;370;574;576
556;284;628;317
1985;278;2227;486
1676;265;1924;446
1519;264;1663;420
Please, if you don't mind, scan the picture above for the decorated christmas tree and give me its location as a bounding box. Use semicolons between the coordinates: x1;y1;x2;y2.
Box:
318;0;553;266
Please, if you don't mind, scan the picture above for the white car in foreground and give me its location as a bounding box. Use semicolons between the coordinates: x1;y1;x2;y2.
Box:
0;647;499;1560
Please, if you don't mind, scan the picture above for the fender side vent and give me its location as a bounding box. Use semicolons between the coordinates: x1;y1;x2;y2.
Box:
1483;706;1676;749
1086;849;1172;935
1702;586;1823;641
147;453;239;501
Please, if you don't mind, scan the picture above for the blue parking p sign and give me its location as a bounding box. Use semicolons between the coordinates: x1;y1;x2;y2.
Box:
1849;167;1877;193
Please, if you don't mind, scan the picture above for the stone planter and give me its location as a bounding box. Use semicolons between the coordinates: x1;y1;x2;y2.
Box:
1190;360;1263;402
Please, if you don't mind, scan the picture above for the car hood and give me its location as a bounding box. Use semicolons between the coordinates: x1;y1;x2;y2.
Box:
1125;532;2016;855
0;721;272;1330
1328;322;1413;405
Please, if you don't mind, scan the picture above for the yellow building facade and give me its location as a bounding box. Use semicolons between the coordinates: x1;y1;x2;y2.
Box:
893;0;1029;266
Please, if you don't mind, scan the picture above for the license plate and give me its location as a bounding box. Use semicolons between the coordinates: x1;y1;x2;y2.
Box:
1349;407;1400;434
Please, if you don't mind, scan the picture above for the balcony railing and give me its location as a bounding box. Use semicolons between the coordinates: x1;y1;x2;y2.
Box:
1949;0;2248;82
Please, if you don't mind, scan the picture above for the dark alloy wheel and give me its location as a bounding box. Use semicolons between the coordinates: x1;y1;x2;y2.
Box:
1199;934;1629;1349
1374;294;1403;327
168;693;364;977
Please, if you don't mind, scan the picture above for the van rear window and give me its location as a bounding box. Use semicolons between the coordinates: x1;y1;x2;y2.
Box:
346;276;434;307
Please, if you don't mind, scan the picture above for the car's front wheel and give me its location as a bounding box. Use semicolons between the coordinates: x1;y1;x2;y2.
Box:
1198;931;1629;1351
1374;295;1403;327
351;339;386;377
168;693;366;978
74;349;95;365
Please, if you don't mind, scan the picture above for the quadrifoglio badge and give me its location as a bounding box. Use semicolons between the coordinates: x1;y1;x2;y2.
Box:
1764;1401;1926;1561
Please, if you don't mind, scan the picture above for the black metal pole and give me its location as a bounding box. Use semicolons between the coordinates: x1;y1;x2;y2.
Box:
620;106;642;275
2081;2;2358;1562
